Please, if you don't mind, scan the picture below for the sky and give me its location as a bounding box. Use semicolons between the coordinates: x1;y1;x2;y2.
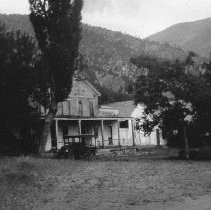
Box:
0;0;211;38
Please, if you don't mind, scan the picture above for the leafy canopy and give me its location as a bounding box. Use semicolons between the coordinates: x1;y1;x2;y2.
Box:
0;23;37;153
0;24;37;127
131;53;211;147
29;0;83;104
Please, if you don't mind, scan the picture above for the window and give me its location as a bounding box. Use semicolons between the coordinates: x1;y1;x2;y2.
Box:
77;98;83;116
88;100;94;116
120;120;129;128
62;101;70;115
57;102;63;115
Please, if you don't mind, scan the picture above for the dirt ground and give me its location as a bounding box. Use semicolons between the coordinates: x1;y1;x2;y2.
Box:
0;148;211;210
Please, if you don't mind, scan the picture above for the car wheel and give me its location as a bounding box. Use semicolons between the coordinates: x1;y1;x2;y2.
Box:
86;151;94;161
68;150;75;159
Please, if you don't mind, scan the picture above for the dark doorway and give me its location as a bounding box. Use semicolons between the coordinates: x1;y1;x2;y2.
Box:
108;126;113;145
50;121;57;149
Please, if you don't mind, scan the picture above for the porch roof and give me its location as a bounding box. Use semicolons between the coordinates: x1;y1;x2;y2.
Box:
54;116;133;121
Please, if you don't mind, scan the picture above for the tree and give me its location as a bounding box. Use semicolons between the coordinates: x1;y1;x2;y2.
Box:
0;23;37;154
131;53;211;159
29;0;83;153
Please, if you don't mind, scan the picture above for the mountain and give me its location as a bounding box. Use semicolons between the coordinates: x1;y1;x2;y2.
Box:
0;14;186;103
147;18;211;58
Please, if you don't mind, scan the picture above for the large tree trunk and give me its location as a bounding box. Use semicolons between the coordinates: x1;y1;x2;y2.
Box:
183;126;190;160
39;76;58;155
39;100;57;154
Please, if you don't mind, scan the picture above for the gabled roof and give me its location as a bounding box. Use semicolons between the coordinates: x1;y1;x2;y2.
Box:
83;80;101;96
100;101;136;118
71;79;101;97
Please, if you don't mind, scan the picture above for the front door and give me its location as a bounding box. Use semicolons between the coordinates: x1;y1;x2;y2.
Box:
50;121;57;149
108;126;113;145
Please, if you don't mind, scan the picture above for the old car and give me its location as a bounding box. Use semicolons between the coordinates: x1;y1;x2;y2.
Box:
56;134;97;160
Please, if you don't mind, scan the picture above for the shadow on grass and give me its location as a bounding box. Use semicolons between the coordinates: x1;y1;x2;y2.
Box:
0;156;37;186
0;157;39;209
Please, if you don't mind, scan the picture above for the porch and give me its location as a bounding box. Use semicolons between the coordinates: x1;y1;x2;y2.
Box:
46;117;135;151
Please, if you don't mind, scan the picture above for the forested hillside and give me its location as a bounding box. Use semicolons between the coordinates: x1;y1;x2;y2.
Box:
0;14;187;103
147;18;211;58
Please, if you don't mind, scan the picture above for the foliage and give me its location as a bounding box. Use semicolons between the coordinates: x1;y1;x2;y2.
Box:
0;23;37;154
79;25;186;103
131;52;211;148
29;0;83;104
29;0;83;153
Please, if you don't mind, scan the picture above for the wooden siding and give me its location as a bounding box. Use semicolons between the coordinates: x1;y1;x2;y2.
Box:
56;80;99;117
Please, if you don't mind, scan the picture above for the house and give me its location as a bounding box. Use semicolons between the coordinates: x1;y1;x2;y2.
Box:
36;79;165;151
40;79;135;151
101;101;166;146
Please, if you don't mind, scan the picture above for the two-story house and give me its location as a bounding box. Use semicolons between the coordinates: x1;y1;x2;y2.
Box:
10;79;164;152
42;79;136;151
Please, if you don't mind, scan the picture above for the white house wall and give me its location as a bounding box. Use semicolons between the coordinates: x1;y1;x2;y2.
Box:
120;120;133;146
132;104;166;146
134;128;165;146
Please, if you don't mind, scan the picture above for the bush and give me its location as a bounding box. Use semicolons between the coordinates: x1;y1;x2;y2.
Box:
0;133;38;156
179;148;211;160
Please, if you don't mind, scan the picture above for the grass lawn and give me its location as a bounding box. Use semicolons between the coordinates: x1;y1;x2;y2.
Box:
0;149;211;210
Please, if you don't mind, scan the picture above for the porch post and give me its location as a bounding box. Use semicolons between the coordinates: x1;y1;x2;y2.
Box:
55;119;59;149
131;119;135;146
101;120;105;148
78;120;82;134
117;120;121;146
